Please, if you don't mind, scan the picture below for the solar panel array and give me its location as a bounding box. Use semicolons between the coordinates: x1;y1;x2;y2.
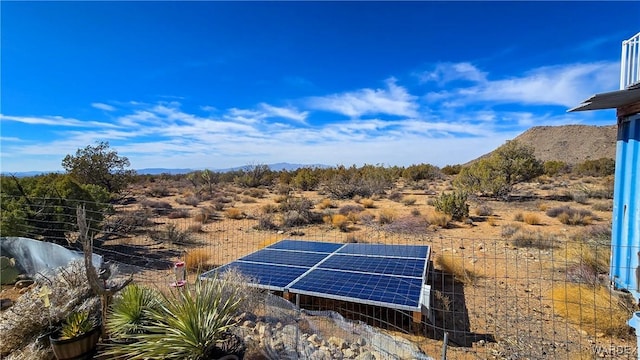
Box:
202;239;430;311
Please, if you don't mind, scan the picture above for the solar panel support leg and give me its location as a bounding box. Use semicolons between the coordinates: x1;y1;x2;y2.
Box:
412;311;422;334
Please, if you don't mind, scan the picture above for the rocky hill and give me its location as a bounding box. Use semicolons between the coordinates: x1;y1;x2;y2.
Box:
476;124;617;165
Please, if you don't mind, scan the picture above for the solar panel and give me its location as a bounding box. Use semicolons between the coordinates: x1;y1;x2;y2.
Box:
267;239;344;253
288;269;423;310
202;239;430;312
318;254;426;277
240;249;327;268
338;243;429;258
211;262;308;290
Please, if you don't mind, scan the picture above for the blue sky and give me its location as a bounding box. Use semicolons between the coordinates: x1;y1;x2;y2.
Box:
1;2;638;173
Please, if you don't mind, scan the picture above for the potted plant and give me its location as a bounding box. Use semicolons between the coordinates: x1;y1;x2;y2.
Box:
49;310;101;360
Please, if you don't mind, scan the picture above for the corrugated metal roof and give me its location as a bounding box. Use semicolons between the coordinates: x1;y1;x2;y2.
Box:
569;85;640;112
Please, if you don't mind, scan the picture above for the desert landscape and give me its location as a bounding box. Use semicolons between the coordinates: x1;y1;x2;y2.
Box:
1;124;637;359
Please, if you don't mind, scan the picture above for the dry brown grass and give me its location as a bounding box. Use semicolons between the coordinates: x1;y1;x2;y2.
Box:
424;210;450;228
317;198;336;210
522;212;542;225
435;253;480;284
550;284;631;337
224;208;244;219
360;198;375;208
330;214;350;232
185;248;214;271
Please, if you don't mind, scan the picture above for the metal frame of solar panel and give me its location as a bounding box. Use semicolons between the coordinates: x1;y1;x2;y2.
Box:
200;239;431;312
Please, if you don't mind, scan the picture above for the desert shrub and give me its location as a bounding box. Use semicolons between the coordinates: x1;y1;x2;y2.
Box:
513;212;524;222
433;191;469;221
317;198;336;210
167;209;190;219
177;195;200;207
358;212;376;225
255;214;278;230
410;208;421;216
243;188;266;198
425;210;450;227
212;201;226;211
240;196;257;204
378;209;396;225
224;208;244;220
522;212;542;225
486;215;498;226
565;263;600;286
338;204;364;215
402;163;440;181
547;206;595;226
331;214;350;232
402;197;417;206
147;185;171;198
282;210;308;227
185;248;213;271
454;140;543;197
194;211;208;224
149;224;193;245
543;160;570;177
141;199;172;210
441;164;462;176
550;284;631;337
360;198;375;208
261;203;279;214
566;225;611;274
383;216;428;234
592;201;612;212
510;230;557;249
501;223;522;238
558;211;593;225
474;203;493;216
571;191;589;204
573;158;615;177
387;191;404;202
436;253;479;284
213;196;233;204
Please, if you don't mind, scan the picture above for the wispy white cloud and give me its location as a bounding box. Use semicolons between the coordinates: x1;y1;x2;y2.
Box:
307;78;419;118
422;61;619;107
91;102;116;111
418;62;487;85
0;114;117;128
259;103;309;123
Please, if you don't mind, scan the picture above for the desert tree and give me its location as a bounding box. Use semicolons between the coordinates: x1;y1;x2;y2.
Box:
454;140;543;197
62;141;136;194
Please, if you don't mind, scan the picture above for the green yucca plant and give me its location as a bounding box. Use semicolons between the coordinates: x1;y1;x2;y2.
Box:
60;311;98;340
107;283;163;339
105;275;245;360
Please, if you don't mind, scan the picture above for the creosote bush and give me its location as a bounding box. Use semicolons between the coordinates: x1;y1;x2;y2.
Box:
433;191;469;221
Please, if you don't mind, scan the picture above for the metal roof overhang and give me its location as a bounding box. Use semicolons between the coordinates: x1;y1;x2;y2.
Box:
568;85;640;112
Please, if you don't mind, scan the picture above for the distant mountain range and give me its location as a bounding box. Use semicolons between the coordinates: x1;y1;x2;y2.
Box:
1;163;329;178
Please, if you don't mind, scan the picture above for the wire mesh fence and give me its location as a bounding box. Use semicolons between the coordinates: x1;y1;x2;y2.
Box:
1;194;637;359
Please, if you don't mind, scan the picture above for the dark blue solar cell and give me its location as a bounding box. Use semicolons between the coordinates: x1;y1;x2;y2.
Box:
210;262;307;289
289;269;423;309
240;249;328;267
338;243;429;258
319;255;425;277
267;240;344;253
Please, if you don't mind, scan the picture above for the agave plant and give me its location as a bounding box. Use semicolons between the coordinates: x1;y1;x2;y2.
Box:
105;275;246;360
59;311;98;340
106;283;163;339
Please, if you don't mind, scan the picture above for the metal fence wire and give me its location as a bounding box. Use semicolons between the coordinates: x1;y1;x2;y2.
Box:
0;196;637;359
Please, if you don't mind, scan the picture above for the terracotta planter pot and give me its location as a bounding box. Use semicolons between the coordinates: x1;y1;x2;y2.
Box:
49;325;101;360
